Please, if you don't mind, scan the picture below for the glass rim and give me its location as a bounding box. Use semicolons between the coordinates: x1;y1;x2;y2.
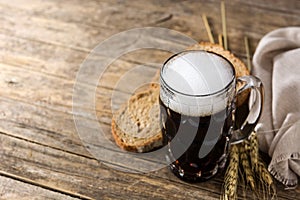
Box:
160;50;236;97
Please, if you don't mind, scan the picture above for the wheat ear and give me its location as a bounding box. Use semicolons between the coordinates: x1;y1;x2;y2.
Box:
250;132;276;199
239;143;256;193
255;158;277;199
222;145;239;200
247;132;259;167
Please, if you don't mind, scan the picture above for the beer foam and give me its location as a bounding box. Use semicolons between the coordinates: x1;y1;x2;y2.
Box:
160;51;235;116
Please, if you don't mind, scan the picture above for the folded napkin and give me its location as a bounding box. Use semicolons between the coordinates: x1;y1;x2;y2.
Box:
252;27;300;187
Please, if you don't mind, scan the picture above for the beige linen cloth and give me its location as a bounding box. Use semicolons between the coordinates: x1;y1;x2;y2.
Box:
252;27;300;187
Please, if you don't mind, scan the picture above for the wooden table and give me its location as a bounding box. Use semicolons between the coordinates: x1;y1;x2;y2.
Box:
1;0;300;199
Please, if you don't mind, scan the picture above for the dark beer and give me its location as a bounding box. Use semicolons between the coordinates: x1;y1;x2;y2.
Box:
159;50;263;181
159;98;233;181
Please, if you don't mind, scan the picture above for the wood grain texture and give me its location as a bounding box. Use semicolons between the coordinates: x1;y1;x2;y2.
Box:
0;0;300;199
0;175;81;200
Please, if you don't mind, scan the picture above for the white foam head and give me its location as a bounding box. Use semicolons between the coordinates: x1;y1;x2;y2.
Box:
160;50;235;116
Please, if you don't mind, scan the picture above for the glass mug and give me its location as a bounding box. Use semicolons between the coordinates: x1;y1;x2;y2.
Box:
159;50;264;181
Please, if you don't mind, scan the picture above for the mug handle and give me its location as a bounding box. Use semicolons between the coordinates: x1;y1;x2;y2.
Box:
231;75;264;144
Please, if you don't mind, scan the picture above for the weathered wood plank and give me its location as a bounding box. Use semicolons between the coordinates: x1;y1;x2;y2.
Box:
1;0;299;57
0;175;82;200
0;133;224;200
0;60;157;129
0;57;141;112
1;128;300;200
0;33;186;86
0;0;177;49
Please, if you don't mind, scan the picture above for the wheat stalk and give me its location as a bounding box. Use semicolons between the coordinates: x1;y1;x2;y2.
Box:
221;1;228;50
244;36;252;71
247;132;276;199
255;158;277;199
202;14;215;44
222;145;239;200
239;143;256;193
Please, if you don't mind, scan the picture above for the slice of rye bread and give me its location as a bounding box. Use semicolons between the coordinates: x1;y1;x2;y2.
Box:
112;42;250;152
111;84;162;153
